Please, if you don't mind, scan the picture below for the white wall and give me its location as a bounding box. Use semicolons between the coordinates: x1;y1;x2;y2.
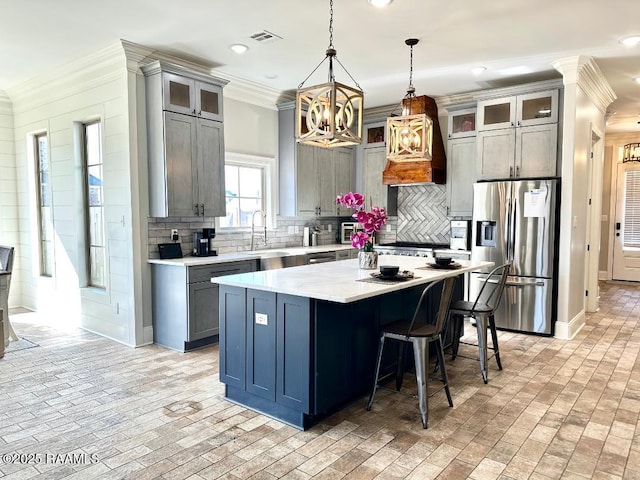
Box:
224;97;277;157
554;57;615;339
0;91;19;306
8;43;140;345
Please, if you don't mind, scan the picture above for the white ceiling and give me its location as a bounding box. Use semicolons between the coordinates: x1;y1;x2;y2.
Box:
2;0;640;133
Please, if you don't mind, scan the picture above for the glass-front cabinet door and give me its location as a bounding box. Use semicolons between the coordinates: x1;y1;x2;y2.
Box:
162;73;224;122
516;90;558;127
195;81;223;122
162;72;196;116
447;108;477;138
477;97;516;131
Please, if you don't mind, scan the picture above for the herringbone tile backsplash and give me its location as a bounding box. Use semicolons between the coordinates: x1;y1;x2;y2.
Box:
397;185;449;244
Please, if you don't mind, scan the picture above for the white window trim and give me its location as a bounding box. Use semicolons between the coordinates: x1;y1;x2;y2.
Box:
217;152;278;231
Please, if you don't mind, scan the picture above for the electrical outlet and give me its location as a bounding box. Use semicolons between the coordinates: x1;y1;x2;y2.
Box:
171;229;179;241
327;224;332;232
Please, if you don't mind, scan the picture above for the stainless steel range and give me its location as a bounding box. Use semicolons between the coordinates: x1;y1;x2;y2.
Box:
375;242;472;300
375;242;450;258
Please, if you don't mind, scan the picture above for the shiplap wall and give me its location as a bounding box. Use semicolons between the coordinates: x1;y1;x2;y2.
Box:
8;44;140;346
0;92;19;307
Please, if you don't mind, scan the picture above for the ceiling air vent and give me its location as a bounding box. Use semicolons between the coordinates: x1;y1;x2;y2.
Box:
250;30;283;44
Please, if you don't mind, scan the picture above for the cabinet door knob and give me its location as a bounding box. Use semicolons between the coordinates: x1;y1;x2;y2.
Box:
517;121;521;127
511;122;514;127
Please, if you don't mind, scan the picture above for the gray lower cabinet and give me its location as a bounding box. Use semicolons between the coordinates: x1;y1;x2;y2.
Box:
152;259;257;351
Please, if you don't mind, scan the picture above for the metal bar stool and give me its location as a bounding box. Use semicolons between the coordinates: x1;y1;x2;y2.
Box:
367;277;457;428
448;263;510;384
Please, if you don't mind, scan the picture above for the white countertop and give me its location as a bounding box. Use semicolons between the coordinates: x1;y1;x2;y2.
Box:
147;244;354;266
212;256;493;303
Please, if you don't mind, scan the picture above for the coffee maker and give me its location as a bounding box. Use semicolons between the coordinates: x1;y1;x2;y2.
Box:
193;228;217;256
203;228;217;256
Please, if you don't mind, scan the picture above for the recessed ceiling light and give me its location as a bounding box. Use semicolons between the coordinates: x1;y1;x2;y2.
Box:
230;44;249;54
619;35;640;47
471;66;486;76
635;76;640;84
264;73;278;80
368;0;393;7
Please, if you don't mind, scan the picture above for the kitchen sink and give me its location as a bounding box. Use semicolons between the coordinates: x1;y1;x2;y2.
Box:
259;253;307;270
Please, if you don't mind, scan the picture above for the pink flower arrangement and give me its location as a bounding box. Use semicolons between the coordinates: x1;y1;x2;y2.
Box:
336;192;388;251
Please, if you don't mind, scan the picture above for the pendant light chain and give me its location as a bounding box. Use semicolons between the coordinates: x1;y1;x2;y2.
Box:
328;0;334;49
408;43;414;89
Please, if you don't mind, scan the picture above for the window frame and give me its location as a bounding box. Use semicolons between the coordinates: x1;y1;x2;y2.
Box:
34;132;54;277
217;152;277;231
82;120;107;290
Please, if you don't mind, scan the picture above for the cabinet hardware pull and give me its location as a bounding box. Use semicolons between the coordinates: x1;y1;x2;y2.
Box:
517;121;521;126
194;204;199;215
510;166;513;177
198;111;202;116
516;166;520;177
511;122;514;127
192;109;196;115
200;204;205;216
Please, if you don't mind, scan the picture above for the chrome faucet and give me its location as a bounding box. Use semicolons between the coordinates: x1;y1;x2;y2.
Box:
250;210;267;251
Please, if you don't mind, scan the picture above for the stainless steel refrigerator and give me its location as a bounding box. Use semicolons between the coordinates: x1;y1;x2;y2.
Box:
471;178;559;335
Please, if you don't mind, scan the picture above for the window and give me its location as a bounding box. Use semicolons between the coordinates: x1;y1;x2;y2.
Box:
221;164;265;228
623;169;640;248
35;133;53;277
83;121;106;289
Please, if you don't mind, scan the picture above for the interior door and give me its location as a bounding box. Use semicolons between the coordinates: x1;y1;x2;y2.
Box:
612;162;640;281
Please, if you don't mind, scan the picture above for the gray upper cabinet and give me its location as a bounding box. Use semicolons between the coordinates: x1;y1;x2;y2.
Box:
446;136;476;217
335;147;355;216
142;60;228;217
476;89;559;180
447;108;477;139
362;146;389;211
278;102;354;217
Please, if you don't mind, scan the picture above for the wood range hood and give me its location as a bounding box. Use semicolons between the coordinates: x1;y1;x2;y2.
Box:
382;95;447;186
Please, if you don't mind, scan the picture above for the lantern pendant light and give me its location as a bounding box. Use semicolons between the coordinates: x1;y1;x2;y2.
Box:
295;0;363;148
386;38;433;162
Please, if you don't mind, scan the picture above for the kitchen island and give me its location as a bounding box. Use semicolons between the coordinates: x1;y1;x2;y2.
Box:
213;256;493;429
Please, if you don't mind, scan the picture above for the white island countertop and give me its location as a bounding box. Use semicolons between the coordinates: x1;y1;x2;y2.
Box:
212;256;493;303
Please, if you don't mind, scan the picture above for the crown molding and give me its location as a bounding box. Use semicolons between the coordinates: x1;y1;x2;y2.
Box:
552;56;617;114
7;41;126;112
214;71;281;110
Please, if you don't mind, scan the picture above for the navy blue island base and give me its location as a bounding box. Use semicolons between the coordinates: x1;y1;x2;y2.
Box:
218;278;463;430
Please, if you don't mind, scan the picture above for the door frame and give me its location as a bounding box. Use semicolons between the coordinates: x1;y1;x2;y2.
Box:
585;127;603;312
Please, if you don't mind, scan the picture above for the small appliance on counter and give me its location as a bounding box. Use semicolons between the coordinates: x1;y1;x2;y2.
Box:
203;228;217;256
158;243;183;259
193;228;218;256
340;222;363;244
449;220;471;250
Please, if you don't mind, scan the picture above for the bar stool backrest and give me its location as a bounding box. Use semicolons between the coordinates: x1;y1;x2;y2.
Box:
471;262;511;313
406;277;456;337
0;246;13;273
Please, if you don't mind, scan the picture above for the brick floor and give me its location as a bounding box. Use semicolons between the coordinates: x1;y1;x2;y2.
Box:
1;281;639;479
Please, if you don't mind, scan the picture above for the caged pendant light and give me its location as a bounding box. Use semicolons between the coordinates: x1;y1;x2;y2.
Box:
623;143;640;162
295;0;363;148
386;39;433;162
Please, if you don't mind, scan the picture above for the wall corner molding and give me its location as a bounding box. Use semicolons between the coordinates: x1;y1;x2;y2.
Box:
0;90;13;115
552;56;617;114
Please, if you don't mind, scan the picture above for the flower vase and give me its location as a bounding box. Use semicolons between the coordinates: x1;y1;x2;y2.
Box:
358;251;378;270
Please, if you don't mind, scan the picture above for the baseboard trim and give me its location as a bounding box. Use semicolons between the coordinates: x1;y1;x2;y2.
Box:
140;326;154;347
554;309;585;340
598;270;608;281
